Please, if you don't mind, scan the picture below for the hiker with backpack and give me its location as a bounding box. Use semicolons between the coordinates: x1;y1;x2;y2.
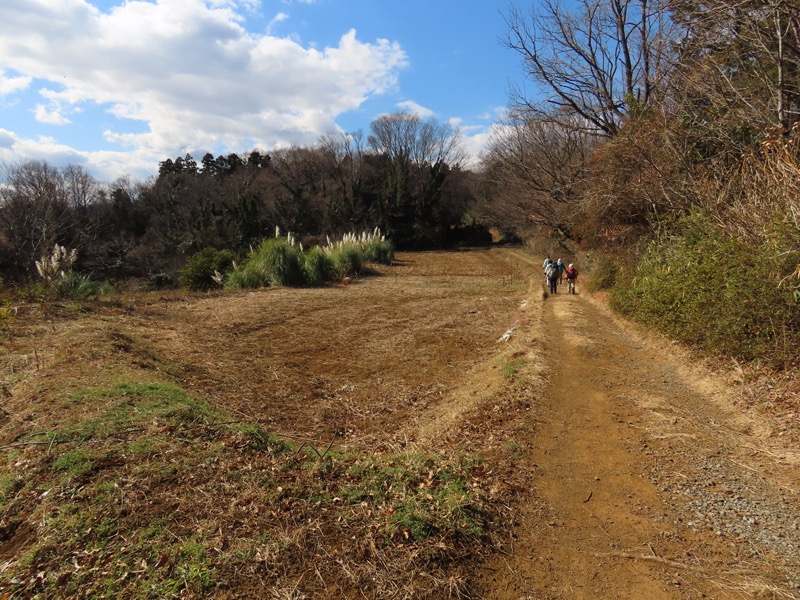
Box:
546;260;560;294
565;263;578;294
542;256;553;283
555;258;565;283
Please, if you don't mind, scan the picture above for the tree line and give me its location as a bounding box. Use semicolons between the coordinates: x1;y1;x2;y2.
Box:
0;112;483;284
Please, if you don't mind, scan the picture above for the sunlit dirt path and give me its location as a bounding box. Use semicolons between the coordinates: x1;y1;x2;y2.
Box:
477;263;800;599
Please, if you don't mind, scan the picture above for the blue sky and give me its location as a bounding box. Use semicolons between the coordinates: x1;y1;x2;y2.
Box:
0;0;526;182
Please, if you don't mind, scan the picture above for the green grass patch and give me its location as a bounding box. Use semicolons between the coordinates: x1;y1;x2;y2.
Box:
51;449;95;478
48;381;216;444
338;452;488;542
502;357;527;380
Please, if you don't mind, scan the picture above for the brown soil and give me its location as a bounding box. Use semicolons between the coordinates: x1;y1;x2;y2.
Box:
1;248;798;598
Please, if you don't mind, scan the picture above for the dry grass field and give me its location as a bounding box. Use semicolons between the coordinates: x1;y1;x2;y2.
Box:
0;249;542;598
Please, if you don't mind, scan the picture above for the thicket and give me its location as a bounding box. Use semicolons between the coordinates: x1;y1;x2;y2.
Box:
610;211;800;367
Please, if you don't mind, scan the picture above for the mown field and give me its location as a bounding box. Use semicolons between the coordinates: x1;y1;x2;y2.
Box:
0;249;544;599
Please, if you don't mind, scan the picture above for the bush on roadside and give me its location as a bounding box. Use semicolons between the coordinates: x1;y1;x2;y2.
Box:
611;211;800;367
585;252;623;293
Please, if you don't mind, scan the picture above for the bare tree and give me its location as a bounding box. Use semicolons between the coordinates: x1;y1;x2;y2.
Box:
367;112;466;168
669;0;800;132
317;131;368;226
367;112;467;245
504;0;677;136
0;160;73;279
62;164;100;211
477;110;594;239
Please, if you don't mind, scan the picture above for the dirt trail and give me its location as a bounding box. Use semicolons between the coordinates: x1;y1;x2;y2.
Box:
480;271;800;599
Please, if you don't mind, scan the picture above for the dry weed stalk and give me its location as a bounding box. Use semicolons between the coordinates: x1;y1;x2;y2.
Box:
35;244;77;284
699;125;800;248
323;227;385;254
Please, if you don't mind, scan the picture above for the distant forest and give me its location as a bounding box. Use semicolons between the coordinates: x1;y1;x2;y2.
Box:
0;111;487;284
2;0;800;364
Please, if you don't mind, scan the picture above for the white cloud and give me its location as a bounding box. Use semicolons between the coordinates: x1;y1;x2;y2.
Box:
34;104;71;125
445;111;512;169
0;71;32;98
396;100;434;118
266;12;289;34
0;0;408;180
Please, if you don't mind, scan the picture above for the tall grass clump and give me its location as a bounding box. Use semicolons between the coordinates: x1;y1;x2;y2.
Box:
302;246;334;286
225;237;304;289
323;228;392;280
364;237;394;265
611;211;800;367
57;271;111;300
223;227;392;288
179;247;235;291
34;244;108;299
329;244;364;279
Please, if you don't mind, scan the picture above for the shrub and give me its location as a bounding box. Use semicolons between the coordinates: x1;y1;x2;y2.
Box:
611;212;800;366
179;248;235;291
329;244;364;280
364;238;394;265
303;246;334;286
57;271;110;300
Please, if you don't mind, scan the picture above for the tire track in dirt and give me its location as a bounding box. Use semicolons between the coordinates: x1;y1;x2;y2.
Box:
479;273;800;599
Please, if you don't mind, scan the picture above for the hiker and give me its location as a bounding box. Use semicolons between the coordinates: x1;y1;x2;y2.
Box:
565;263;578;294
546;261;560;294
542;255;553;283
556;258;565;283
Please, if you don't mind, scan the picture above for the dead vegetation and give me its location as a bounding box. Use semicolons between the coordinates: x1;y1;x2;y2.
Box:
0;249;541;599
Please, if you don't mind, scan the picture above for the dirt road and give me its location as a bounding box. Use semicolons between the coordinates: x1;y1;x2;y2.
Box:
479;258;800;599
